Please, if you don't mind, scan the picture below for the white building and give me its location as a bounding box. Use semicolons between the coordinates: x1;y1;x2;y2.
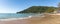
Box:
54;3;60;13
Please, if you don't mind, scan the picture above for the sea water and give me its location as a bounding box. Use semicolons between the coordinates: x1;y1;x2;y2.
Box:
0;13;36;19
0;13;42;21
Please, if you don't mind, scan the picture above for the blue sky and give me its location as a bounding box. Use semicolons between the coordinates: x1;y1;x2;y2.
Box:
0;0;60;13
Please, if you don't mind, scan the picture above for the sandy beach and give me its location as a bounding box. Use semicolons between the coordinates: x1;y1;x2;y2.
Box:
0;14;60;24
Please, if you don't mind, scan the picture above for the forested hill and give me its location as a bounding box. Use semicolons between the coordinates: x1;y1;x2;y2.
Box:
17;6;57;13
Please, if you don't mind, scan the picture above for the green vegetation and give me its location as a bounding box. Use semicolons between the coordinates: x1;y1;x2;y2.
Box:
17;6;57;13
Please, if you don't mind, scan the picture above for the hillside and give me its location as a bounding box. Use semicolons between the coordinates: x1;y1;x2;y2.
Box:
17;6;57;13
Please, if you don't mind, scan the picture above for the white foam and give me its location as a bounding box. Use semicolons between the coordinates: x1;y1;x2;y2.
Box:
29;16;32;18
0;16;32;21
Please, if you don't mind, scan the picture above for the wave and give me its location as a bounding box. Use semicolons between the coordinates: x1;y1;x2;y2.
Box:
0;16;32;21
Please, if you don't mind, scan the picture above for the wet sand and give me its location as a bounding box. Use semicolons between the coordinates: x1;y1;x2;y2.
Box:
0;14;60;24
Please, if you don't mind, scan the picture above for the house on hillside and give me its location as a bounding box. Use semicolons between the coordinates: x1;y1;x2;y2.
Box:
54;3;60;13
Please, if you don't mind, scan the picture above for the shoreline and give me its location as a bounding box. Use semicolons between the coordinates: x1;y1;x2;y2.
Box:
0;14;60;24
0;14;43;21
0;14;44;24
0;16;32;21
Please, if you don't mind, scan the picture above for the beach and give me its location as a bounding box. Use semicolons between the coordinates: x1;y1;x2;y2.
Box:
0;14;60;24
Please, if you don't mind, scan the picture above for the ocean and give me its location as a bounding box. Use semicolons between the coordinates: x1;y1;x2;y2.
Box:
0;13;36;19
0;13;42;21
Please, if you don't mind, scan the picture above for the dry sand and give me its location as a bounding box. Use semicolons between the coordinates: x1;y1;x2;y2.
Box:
0;14;60;24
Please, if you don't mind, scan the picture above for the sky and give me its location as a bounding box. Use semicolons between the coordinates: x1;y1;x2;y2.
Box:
0;0;60;13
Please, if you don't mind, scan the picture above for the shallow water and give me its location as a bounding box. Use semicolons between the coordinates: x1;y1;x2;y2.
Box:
0;13;37;19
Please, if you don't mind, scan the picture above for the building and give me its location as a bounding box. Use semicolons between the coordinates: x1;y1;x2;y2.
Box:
54;3;60;13
57;3;60;13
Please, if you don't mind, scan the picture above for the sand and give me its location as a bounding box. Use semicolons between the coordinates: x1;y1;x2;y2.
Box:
0;14;60;24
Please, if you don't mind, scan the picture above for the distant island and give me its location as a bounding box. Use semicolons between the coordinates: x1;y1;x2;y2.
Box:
17;6;57;13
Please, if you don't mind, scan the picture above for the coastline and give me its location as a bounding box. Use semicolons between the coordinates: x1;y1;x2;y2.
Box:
0;14;42;21
0;14;60;24
0;14;44;24
0;16;32;21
